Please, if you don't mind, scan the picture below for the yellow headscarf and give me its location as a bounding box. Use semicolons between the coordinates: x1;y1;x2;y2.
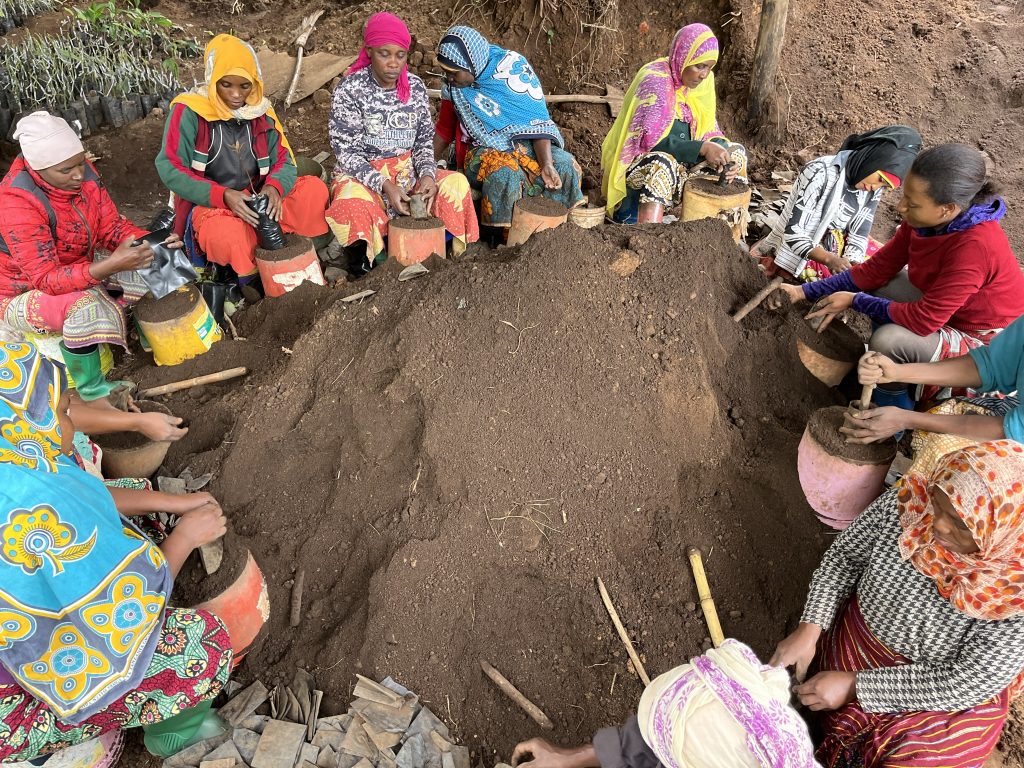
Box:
601;24;723;217
172;34;293;159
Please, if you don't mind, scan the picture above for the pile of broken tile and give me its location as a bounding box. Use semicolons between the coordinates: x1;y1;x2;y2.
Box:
163;672;470;768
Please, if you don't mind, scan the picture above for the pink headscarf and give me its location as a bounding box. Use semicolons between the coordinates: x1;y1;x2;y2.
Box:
345;12;413;103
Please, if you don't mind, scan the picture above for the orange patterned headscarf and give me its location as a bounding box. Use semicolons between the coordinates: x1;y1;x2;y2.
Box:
898;440;1024;621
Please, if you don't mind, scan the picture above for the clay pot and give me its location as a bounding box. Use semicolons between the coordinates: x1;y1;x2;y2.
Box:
797;406;896;529
196;551;269;667
255;234;325;297
507;197;569;247
682;178;752;244
794;318;863;387
388;216;446;266
95;400;173;479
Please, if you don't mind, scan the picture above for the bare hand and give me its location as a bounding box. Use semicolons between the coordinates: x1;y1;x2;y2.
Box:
415;175;438;212
383;180;411;216
173;492;220;515
700;141;730;168
224;188;260;226
822;253;852;273
769;622;821;682
840;406;907;443
767;282;805;310
101;238;154;277
858;351;899;386
794;671;857;711
511;738;574;768
540;163;562;190
264;186;283;222
173;501;226;547
805;291;856;333
135;411;188;442
156;233;185;250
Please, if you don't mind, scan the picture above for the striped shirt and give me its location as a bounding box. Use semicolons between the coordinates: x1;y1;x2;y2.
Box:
801;489;1024;712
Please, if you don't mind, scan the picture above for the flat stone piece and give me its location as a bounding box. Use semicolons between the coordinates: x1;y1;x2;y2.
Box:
233;728;261;765
204;740;244;765
316;714;352;732
239;714;270;734
396;733;442;768
338;721;377;760
311;729;344;750
407;707;449;742
300;743;320;766
251;719;308;768
167;735;230;767
316;745;337;768
349;697;417;734
220;681;271;726
199;760;237;768
363;721;402;752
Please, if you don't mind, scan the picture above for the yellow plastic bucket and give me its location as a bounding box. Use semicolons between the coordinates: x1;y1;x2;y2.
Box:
134;285;222;367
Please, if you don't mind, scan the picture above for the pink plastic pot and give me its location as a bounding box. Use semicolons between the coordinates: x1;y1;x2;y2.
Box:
196;551;269;668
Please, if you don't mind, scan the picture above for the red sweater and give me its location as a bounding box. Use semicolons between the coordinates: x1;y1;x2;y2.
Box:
0;157;144;298
850;220;1024;335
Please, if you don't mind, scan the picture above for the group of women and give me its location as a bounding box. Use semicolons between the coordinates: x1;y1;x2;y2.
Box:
0;12;1023;768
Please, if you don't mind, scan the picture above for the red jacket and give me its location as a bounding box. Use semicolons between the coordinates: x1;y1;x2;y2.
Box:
0;156;145;298
850;220;1024;335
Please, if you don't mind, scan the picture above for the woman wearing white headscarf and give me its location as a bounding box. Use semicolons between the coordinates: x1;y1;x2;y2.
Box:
511;640;817;768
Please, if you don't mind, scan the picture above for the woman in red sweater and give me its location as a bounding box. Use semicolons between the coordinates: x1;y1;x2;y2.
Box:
780;143;1024;409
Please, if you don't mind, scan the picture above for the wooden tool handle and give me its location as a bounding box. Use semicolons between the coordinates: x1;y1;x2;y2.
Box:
596;577;651;686
687;546;725;647
731;277;784;323
479;659;554;730
139;367;248;397
859;383;875;409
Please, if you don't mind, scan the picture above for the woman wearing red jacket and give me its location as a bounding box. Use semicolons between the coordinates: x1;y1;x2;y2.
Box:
0;112;172;400
780;143;1024;410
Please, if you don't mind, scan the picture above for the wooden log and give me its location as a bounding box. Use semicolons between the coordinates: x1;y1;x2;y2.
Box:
747;0;790;125
479;659;554;730
138;367;248;397
731;277;784;322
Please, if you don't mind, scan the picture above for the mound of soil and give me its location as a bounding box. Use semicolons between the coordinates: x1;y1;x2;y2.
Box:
135;284;203;324
517;196;568;217
390;215;445;231
123;219;849;759
687;177;751;197
256;234;316;263
807;406;897;465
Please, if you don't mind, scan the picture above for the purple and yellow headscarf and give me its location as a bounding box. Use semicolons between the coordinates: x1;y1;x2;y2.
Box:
600;24;725;216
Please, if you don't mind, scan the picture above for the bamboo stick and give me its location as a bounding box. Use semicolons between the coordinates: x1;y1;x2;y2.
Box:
731;276;784;322
138;367;248;397
595;576;651;686
479;659;554;730
687;547;724;647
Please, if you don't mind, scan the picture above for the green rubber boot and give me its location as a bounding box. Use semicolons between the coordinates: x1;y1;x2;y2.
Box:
59;343;118;401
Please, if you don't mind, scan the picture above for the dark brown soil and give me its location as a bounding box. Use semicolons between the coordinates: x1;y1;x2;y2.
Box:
795;317;865;362
807;406;897;465
257;234;315;263
516;196;569;217
93;401;171;451
390;215;445;231
175;529;255;604
135;284;202;324
687;177;751;198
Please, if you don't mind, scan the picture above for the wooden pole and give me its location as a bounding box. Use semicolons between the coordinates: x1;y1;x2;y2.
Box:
596;577;651;686
479;660;554;730
731;276;784;322
138;367;248;397
687;547;725;647
747;0;790;125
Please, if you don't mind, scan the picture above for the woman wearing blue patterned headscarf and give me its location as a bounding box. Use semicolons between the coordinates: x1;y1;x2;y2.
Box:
433;26;585;227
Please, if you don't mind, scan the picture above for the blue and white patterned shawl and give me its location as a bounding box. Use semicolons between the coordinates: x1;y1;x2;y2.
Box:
437;26;562;151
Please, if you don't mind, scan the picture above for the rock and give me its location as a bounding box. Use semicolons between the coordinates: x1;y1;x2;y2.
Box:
595;472;607;485
684;601;697;612
233;729;261;764
251;720;308;768
729;610;743;619
313;89;332;108
410;51;424;67
609;250;642;277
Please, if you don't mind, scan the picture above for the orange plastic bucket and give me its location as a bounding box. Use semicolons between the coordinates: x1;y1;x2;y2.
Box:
196;551;269;667
256;235;325;298
388;218;446;266
507;198;568;247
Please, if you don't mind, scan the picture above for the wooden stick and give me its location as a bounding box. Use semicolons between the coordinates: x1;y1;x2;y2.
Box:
479;659;554;730
687;547;724;647
731;276;784;322
284;9;325;111
747;0;790;124
139;367;248;397
595;577;651;686
859;383;875;410
289;569;305;628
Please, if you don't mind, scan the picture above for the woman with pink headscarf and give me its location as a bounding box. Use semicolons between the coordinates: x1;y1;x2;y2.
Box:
325;13;478;276
600;24;746;224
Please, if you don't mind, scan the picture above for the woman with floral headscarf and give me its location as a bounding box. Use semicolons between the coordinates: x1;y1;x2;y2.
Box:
772;441;1024;767
601;23;746;224
0;342;231;763
510;640;818;768
433;25;585;229
156;34;330;286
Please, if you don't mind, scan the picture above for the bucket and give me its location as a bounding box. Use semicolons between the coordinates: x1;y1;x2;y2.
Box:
134;285;221;367
794;319;863;387
797;406;896;529
295;154;325;181
255;235;325;298
196;551;269;667
507;197;568;247
94;400;173;479
388;216;446;266
682;177;752;243
568;205;605;229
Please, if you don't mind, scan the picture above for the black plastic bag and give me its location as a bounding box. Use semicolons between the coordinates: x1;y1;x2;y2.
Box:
148;208;175;232
244;193;286;250
133;228;198;299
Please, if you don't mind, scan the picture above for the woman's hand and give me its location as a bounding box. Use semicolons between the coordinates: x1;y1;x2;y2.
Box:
161;233;185;250
264;186;284;222
540;163;562;191
93;238;154;279
840;406;907;443
224;188;260;226
794;671;857;712
700;141;730;168
171;492;220;516
769;622;821;682
821;253;852;273
767;282;805;310
806;291;855;333
415;175;438;211
382;180;411;216
173;501;226;547
134;410;188;442
858;352;900;386
511;739;595;768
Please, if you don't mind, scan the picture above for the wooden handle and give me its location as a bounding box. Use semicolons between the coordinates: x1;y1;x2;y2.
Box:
687;547;725;647
596;577;651;686
479;659;554;730
859;383;875;409
139;367;248;397
731;277;784;323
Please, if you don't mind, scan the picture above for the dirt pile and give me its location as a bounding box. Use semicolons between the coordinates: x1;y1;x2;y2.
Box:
125;219;851;759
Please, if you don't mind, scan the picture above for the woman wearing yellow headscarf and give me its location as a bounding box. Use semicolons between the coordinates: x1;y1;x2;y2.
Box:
156;34;329;285
600;24;746;224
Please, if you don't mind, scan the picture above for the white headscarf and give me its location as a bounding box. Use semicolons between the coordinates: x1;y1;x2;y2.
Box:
12;111;84;170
